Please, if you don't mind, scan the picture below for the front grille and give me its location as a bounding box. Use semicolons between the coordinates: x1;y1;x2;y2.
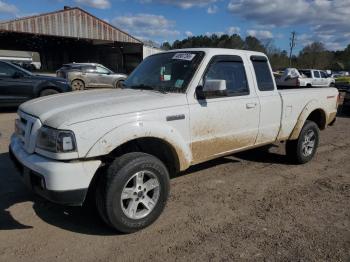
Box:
16;111;42;154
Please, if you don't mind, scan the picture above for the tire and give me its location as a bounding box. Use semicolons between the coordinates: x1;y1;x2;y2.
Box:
40;89;59;97
71;79;85;91
96;152;170;233
286;120;320;164
329;82;335;87
114;79;124;89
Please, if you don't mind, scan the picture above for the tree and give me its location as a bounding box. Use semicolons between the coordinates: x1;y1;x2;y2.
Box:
244;36;266;52
297;42;333;69
160;42;171;50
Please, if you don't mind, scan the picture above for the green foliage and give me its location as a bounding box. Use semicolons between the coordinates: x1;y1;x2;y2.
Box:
335;76;350;84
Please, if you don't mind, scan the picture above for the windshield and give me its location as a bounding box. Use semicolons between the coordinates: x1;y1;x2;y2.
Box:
10;62;33;76
123;51;204;93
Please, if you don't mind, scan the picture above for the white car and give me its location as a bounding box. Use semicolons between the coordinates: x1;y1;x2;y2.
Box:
10;48;338;233
276;68;335;88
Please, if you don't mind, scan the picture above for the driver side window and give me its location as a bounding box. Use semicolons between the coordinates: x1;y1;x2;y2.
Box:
0;62;17;77
203;56;249;98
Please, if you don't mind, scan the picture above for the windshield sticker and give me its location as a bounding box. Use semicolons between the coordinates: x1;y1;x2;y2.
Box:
163;75;171;81
175;79;184;88
172;53;196;61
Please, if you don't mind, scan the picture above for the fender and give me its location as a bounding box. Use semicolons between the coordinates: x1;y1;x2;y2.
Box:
85;121;193;171
289;99;326;140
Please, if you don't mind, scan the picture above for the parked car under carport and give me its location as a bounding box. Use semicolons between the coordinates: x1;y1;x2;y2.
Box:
56;63;127;91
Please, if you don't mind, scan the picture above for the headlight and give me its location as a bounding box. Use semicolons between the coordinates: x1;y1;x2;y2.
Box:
56;80;68;85
36;126;76;153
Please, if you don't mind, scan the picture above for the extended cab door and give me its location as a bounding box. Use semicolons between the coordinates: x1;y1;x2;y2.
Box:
249;55;282;144
189;55;260;163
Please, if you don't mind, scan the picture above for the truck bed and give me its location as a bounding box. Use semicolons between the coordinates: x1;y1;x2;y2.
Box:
277;87;338;140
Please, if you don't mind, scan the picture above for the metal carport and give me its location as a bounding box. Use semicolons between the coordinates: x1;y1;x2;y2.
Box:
0;6;143;73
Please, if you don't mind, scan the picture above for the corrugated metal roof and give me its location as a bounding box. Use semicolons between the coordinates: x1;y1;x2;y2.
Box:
0;7;141;44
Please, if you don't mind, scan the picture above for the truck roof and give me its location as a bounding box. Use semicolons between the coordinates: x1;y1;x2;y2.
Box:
166;48;267;57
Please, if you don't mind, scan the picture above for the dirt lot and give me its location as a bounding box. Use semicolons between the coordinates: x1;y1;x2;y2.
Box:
0;108;349;262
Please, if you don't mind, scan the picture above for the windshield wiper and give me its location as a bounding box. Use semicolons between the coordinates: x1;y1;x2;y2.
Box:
127;84;167;94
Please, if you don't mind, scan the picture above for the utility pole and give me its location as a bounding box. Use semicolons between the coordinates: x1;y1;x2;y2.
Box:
289;31;296;67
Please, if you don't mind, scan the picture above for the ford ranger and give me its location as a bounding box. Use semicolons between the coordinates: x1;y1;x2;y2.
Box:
9;48;338;233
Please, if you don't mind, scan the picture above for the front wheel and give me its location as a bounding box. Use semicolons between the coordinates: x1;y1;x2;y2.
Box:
40;89;59;97
286;120;320;164
96;152;170;233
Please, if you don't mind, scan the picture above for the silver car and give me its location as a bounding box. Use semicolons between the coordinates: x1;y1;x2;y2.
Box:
56;63;127;91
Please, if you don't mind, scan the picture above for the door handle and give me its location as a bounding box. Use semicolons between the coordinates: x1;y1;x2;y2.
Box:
246;103;257;109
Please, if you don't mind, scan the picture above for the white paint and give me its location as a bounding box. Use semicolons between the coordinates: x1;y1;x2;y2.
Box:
10;48;339;198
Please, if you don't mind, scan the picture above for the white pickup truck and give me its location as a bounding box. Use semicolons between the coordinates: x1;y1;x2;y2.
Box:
276;68;335;88
10;48;338;233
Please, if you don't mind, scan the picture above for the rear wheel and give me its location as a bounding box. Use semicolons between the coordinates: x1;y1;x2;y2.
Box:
71;79;85;91
286;120;319;164
96;152;170;233
40;89;59;97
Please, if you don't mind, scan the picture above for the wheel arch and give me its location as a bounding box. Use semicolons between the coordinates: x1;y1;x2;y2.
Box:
36;86;61;97
289;100;327;140
113;77;126;88
85;121;192;173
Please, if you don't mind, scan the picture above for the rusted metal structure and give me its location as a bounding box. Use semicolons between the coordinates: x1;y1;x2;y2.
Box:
0;7;143;73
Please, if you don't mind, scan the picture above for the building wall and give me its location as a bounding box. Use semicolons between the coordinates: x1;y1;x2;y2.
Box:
143;46;163;59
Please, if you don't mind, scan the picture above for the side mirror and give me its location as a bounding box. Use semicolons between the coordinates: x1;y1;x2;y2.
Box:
196;79;227;100
203;79;227;92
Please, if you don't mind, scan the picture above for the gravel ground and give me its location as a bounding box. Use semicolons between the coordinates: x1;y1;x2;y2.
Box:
0;107;349;262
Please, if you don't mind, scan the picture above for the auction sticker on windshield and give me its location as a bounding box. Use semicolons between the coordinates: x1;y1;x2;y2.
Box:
172;53;196;61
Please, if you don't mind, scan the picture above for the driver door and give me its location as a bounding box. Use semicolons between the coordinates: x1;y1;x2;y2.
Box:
189;55;260;163
0;62;33;105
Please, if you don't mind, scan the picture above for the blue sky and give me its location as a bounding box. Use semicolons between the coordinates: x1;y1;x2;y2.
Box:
0;0;349;53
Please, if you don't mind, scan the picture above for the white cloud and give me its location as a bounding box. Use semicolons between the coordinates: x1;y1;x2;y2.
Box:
75;0;111;9
112;13;180;39
205;31;225;37
228;26;240;35
185;31;193;37
207;5;218;14
140;0;217;9
228;0;350;49
0;1;18;14
247;29;273;39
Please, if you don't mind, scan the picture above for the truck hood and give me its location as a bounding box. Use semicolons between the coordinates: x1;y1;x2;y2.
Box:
19;89;187;128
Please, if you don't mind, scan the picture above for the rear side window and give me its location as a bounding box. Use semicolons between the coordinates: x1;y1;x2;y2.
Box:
251;56;274;91
83;65;96;72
